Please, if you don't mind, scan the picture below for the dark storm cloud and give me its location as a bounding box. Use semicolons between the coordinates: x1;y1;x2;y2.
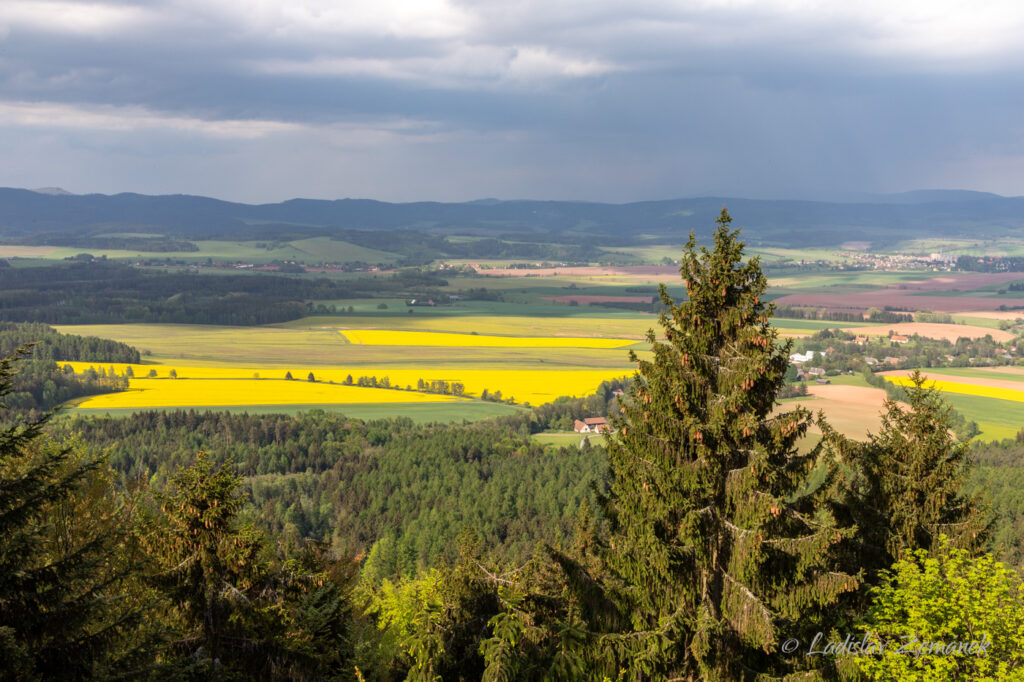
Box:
2;0;1024;202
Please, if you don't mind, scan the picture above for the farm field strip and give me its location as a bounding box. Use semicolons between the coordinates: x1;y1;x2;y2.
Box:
62;362;630;407
773;384;890;439
285;315;656;338
883;375;1024;403
840;322;1016;342
886;367;1024;384
340;329;636;348
54;323;644;367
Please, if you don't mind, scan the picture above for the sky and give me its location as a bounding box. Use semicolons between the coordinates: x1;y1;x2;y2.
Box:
2;0;1024;204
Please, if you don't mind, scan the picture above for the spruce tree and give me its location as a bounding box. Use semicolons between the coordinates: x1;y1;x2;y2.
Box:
482;210;859;680
0;350;146;680
142;451;354;679
835;371;989;568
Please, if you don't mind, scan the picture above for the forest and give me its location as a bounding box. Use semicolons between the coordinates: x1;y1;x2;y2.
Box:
3;211;1024;680
0;262;451;325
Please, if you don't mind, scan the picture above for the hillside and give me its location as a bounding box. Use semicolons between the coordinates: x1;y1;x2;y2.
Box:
3;187;1024;248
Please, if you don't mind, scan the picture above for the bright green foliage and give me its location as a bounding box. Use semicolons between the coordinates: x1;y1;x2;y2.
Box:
358;533;502;681
834;370;989;569
857;537;1024;681
361;569;447;680
481;210;859;679
142;451;354;679
0;350;145;680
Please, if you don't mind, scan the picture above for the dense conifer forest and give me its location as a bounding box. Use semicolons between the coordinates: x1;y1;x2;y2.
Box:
4;212;1024;679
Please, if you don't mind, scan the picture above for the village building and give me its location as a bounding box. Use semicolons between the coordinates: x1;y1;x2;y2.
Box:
574;417;612;434
788;351;816;364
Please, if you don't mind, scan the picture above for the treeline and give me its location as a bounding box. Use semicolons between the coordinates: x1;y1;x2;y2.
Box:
4;360;126;417
775;304;911;323
957;255;1024;272
0;322;140;363
0;323;138;417
20;235;201;251
0;261;450;325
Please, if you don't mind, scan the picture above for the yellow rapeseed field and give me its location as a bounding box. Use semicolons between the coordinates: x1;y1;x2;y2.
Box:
73;378;461;409
63;362;627;407
884;376;1024;403
340;329;636;348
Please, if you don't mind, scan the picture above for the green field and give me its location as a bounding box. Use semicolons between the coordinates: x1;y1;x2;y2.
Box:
915;367;1024;384
531;430;607;448
935;393;1023;442
0;237;398;264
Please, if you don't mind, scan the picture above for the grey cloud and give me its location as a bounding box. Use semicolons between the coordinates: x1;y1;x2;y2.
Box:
2;1;1024;201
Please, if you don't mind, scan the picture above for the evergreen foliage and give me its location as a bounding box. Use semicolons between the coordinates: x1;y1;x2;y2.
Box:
0;349;146;680
140;451;355;679
480;209;860;679
831;370;991;572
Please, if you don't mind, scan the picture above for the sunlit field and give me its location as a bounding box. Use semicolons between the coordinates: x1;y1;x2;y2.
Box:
341;329;635;348
64;361;629;408
884;375;1024;403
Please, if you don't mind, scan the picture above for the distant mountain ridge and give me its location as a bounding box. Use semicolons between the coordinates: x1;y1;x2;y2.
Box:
3;187;1024;248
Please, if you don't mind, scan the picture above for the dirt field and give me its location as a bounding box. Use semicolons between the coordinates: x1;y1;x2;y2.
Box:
776;272;1024;313
841;322;1015;342
888;273;1024;291
776;384;890;440
476;265;679;280
775;292;1005;312
542;295;652;304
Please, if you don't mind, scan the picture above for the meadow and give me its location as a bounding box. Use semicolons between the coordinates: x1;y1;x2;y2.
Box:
0;237;397;264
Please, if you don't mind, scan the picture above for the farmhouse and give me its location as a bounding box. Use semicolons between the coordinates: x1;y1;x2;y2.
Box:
890;334;910;344
574;417;611;433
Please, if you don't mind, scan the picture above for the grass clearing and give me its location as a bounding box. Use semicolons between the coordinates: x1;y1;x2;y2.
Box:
532;431;607;448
